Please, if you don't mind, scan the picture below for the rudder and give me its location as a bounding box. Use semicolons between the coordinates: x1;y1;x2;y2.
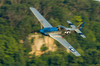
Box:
77;22;85;31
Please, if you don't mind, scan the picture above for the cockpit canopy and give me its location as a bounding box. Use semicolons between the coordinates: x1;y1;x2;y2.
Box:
57;25;66;30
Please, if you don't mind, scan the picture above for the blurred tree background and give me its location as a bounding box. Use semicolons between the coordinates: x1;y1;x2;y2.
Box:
0;0;100;66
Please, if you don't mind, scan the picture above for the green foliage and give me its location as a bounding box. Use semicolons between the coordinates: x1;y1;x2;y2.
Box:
31;38;34;43
41;44;48;51
0;0;100;66
0;35;26;66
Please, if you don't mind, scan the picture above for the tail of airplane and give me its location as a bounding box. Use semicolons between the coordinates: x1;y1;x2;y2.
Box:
77;22;85;31
66;21;86;38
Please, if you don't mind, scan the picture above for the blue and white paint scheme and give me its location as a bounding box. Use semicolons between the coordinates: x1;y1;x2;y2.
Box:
30;7;86;56
40;27;58;36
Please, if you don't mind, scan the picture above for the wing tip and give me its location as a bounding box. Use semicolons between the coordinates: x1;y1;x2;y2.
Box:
75;53;81;56
30;7;35;10
76;54;81;56
30;7;33;9
67;21;71;23
82;35;86;38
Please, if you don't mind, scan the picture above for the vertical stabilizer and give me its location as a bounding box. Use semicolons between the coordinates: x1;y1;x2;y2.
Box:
77;22;85;30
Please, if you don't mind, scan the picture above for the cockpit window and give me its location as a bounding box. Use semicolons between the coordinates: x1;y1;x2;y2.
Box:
57;26;65;31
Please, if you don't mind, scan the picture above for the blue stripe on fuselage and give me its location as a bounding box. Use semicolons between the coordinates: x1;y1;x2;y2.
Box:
40;27;58;36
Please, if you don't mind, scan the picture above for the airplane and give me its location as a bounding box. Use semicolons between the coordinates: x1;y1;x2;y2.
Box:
30;7;86;56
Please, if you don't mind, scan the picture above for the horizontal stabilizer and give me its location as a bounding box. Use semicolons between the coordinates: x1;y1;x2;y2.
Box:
75;29;86;38
67;21;76;28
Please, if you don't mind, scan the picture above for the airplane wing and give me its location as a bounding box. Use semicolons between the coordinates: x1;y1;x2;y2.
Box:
49;34;81;56
30;7;52;28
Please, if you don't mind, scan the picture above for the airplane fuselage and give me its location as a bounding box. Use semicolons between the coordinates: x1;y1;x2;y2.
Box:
40;26;72;36
40;27;58;36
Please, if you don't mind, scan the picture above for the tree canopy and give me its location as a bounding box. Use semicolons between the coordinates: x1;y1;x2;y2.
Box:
0;0;100;66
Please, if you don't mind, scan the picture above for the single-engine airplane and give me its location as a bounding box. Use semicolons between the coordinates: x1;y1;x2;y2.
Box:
30;7;86;56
